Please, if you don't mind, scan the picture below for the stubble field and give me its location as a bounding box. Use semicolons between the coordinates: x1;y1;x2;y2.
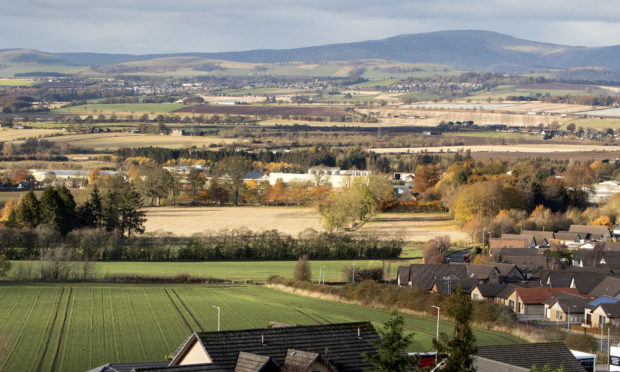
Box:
144;206;324;236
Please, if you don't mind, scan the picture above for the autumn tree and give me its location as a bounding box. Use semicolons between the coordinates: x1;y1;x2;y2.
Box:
413;164;442;193
423;236;449;264
452;179;524;224
187;167;205;202
563;163;595;208
294;254;311;282
216;156;253;205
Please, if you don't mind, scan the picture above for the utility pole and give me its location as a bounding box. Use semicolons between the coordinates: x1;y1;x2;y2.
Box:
212;306;221;331
431;305;440;366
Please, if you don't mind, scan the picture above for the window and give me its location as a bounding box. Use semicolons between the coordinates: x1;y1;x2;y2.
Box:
509;300;515;310
600;315;606;326
473;294;479;300
557;311;563;320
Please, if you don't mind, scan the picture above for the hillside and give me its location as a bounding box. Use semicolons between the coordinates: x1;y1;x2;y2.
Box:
1;30;619;72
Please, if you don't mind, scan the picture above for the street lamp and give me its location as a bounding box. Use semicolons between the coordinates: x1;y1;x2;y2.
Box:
212;306;221;331
321;266;327;284
431;305;440;365
352;264;356;283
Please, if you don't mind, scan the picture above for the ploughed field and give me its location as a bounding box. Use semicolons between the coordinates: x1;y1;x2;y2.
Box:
0;284;522;372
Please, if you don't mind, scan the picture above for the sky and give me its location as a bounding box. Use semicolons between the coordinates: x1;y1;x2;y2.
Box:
2;0;619;54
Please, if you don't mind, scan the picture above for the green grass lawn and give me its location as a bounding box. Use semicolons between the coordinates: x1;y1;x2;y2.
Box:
0;79;38;87
567;118;620;130
0;283;522;371
9;259;420;282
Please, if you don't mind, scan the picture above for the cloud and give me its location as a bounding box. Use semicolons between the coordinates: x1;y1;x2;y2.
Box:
1;0;618;53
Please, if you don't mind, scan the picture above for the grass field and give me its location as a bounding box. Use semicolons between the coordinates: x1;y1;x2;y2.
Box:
0;79;38;87
40;133;239;150
568;117;620;130
0;283;522;371
442;131;536;140
370;144;620;155
144;207;324;236
54;103;184;115
9;259;419;282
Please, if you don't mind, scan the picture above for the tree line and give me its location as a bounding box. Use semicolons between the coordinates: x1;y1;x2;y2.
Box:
2;183;145;238
0;228;403;261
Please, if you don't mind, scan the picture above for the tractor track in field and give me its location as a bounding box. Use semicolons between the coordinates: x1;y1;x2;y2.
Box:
36;288;65;372
293;309;323;324
171;289;204;331
50;287;73;372
312;313;332;324
164;289;193;332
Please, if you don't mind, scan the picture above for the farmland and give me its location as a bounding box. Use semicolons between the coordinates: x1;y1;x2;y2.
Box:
36;133;240;150
175;105;351;118
8;259;418;282
144;207;324;236
370;144;620;154
0;284;522;372
54;103;184;115
359;213;469;243
0;128;64;142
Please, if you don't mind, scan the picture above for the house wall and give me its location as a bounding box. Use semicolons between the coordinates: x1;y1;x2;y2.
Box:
471;287;484;301
522;304;544;316
309;361;333;372
178;341;212;366
507;291;519;313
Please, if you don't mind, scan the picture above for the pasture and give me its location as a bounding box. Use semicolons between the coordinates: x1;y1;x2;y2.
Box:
370;144;620;155
9;259;419;282
144;206;324;236
0;284;522;372
39;133;239;150
0;79;37;87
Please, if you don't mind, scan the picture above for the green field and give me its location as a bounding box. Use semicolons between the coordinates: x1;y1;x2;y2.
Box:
9;259;420;282
0;283;522;371
54;103;184;115
0;79;38;87
567;117;620;130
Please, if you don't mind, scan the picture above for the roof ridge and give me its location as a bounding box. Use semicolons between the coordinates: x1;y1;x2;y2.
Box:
195;321;373;336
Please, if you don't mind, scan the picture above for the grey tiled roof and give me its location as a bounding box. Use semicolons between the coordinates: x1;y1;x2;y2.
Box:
589;276;620;297
477;342;586;372
194;322;378;372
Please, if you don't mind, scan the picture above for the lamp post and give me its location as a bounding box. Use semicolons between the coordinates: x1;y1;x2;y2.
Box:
431;305;440;365
212;306;220;331
319;267;323;284
352;264;356;283
321;266;327;284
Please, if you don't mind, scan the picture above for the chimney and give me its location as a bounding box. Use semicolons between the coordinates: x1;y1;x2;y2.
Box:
357;327;361;337
261;334;264;345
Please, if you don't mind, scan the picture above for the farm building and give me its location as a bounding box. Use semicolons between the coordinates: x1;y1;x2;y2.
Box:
269;167;371;187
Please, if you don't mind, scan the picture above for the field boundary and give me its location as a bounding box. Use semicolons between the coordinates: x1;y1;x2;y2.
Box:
36;287;65;372
50;287;73;372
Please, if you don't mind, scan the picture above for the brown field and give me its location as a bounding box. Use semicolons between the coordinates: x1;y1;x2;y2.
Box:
175;105;351;118
517;83;595;91
503;102;600;114
359;213;469;243
370;144;620;154
459;150;620;162
0;128;64;141
34;133;241;150
359;108;569;127
144;206;324;236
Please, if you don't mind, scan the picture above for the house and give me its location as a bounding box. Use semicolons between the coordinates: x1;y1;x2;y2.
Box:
96;322;380;372
507;287;580;317
555;232;585;246
569;225;612;241
540;270;608;295
474;342;587;372
502;255;549;274
481;262;525;282
543;292;590;324
588;276;620;298
501;233;549;248
470;283;510;301
489;238;529;254
588;302;620;328
583;296;619;328
399;263;503;291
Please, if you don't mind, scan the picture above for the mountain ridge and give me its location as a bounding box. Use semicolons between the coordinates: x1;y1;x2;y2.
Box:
1;30;619;72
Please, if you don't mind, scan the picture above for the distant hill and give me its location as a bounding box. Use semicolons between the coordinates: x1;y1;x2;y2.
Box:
2;30;619;72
